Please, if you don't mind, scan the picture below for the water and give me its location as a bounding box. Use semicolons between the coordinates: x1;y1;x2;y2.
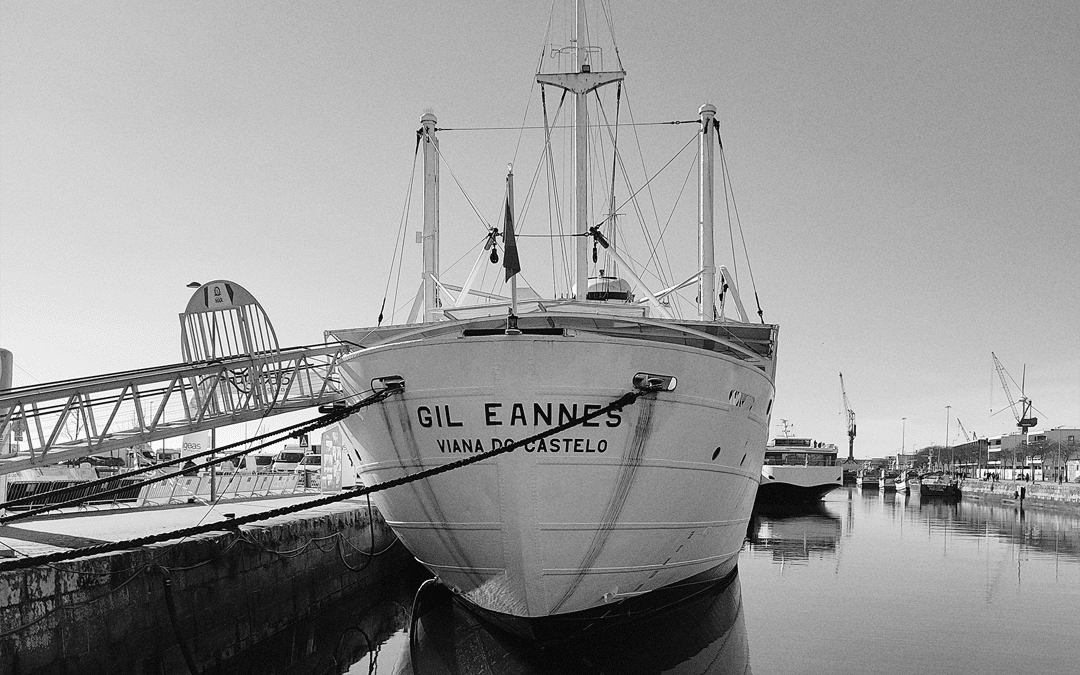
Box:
223;488;1080;674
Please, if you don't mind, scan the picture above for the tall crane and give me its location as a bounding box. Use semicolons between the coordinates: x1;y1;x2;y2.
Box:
991;352;1037;434
956;418;971;443
839;372;856;461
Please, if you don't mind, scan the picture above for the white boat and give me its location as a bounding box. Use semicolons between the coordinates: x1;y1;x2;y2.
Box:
894;469;919;494
757;436;843;505
328;1;778;637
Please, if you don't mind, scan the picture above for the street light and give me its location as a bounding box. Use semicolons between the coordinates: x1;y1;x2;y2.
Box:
944;405;952;473
184;281;214;499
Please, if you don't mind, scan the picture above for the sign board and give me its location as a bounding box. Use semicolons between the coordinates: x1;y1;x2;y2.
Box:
320;427;343;492
181;430;210;458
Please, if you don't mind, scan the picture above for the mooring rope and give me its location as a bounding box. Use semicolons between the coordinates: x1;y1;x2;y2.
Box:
0;388;397;523
0;389;648;572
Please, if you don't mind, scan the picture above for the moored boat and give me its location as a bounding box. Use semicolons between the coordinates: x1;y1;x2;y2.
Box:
329;1;778;637
855;470;879;489
894;469;919;494
920;472;961;498
879;471;897;492
757;435;842;505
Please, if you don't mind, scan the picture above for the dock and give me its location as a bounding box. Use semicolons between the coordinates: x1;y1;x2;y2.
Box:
0;495;414;675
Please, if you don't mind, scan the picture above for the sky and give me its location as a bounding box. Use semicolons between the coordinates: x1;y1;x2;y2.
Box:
2;1;1078;458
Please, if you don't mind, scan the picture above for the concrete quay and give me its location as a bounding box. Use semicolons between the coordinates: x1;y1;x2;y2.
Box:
0;495;414;675
960;478;1080;509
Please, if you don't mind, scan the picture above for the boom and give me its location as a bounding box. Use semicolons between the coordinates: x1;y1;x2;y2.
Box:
991;352;1037;433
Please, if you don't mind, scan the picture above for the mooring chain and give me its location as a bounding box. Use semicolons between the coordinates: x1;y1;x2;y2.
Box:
0;389;397;524
0;389;649;572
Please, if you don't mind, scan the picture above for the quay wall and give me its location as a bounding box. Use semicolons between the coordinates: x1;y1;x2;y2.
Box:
961;479;1080;507
0;502;412;675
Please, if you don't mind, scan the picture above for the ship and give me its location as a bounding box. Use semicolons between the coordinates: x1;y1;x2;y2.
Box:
329;1;778;637
757;433;843;505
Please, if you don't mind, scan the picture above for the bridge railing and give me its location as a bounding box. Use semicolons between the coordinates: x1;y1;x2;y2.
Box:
0;343;349;476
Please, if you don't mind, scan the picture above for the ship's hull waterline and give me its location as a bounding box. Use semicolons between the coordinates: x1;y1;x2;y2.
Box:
337;323;775;621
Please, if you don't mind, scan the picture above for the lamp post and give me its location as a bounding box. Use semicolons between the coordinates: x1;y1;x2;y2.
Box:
901;417;906;467
185;281;216;501
944;405;951;473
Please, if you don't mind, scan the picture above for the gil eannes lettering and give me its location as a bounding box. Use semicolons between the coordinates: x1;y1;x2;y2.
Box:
416;401;622;429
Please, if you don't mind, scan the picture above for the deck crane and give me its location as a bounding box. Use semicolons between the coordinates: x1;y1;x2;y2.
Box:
839;372;856;461
991;352;1037;434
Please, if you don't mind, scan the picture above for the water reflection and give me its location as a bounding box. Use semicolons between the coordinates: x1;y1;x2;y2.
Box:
213;564;423;675
217;489;1079;674
744;503;841;564
914;495;1080;563
395;572;750;675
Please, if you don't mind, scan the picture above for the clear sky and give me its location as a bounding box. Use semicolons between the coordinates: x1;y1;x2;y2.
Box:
2;1;1078;458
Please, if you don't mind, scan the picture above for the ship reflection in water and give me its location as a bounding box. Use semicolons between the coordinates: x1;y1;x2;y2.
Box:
744;503;842;566
396;572;749;675
216;489;1080;674
217;566;750;674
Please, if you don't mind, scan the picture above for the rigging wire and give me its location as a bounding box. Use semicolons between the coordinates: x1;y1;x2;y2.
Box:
541;85;573;292
619;85;680;303
717;129;765;322
428;136;494;233
385;133;421;325
435;120;698;132
606;81;623;275
599;0;624;71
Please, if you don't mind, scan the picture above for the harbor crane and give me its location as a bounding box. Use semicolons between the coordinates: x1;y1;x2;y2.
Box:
991;352;1037;434
839;372;856;461
956;418;971;443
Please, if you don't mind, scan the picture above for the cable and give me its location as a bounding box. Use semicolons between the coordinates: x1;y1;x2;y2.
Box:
162;566;201;675
0;389;648;572
0;388;391;522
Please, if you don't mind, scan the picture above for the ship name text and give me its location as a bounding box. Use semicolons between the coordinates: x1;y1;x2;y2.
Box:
416;402;623;429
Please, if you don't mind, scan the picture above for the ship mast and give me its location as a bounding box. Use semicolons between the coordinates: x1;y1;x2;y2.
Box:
420;112;440;322
536;0;623;300
699;103;717;320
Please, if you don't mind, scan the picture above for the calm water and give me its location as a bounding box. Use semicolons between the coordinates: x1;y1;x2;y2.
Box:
223;487;1080;674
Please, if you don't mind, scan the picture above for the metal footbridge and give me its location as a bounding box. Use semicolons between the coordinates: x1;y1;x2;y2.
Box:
0;280;348;476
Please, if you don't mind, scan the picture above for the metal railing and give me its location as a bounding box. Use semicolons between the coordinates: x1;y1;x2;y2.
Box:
0;344;349;476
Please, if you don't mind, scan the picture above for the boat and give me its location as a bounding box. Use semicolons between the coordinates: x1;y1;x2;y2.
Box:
855;470;879;489
920;472;961;498
894;469;919;494
879;470;896;492
328;1;779;638
756;432;842;505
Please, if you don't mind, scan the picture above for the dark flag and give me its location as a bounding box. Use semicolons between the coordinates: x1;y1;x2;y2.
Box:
503;195;520;281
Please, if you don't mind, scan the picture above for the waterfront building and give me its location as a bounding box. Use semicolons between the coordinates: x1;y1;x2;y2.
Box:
986;427;1080;481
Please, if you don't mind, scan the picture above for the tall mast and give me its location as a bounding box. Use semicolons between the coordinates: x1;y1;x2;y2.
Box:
699;103;717;320
421;112;440;322
536;0;623;300
574;2;589;298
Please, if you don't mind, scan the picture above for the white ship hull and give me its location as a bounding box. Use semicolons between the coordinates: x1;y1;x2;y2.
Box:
758;465;843;503
336;315;775;621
